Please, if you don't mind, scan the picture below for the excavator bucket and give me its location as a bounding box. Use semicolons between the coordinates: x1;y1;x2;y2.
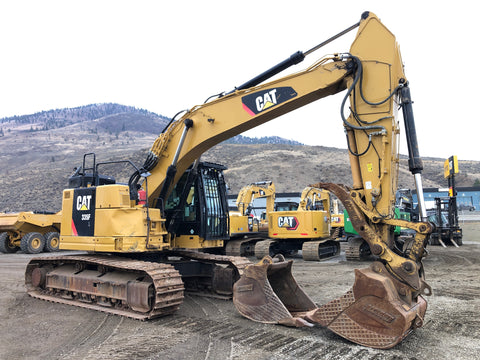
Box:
233;255;318;327
233;257;427;349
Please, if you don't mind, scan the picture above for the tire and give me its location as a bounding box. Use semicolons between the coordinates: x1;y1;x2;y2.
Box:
44;232;60;252
0;232;18;253
455;236;463;246
20;232;46;254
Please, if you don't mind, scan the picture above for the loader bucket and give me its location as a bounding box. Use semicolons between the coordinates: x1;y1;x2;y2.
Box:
233;255;318;327
233;258;427;349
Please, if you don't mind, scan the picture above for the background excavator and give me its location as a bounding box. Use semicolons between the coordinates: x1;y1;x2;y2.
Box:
229;181;275;236
25;12;432;349
227;185;341;261
226;181;275;255
255;186;341;260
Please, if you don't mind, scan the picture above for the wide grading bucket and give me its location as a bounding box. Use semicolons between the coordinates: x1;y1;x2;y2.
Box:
233;256;427;349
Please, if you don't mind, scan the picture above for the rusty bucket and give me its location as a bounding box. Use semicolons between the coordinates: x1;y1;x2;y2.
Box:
233;257;428;349
233;255;317;327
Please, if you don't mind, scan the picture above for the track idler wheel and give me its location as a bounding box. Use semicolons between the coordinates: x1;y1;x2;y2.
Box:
233;258;427;349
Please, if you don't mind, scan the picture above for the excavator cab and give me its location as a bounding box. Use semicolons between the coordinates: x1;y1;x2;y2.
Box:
164;162;230;242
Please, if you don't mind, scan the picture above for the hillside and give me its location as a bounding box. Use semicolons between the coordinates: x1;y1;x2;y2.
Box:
0;103;169;131
1;104;480;213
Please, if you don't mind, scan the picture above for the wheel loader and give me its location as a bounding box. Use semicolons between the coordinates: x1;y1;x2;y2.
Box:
25;12;433;349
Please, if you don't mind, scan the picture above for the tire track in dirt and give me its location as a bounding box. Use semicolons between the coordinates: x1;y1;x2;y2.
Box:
2;243;480;359
434;286;480;301
424;248;478;268
147;313;412;360
178;295;232;359
40;313;124;360
424;310;480;339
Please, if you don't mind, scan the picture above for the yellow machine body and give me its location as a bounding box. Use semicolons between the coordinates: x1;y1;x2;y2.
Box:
59;184;219;252
60;185;169;252
269;186;331;239
269;210;330;239
229;212;259;236
0;211;62;253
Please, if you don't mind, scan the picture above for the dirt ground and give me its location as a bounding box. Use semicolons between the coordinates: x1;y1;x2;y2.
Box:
1;224;479;360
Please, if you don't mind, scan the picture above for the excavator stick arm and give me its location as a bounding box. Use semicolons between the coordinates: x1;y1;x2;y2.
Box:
312;182;432;293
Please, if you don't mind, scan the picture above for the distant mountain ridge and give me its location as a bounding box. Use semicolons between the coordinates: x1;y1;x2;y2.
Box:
223;135;303;145
0;103;166;125
2;103;480;212
0;103;169;133
0;103;302;145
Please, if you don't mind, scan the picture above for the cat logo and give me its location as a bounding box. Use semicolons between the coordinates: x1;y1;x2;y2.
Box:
242;87;297;116
255;89;278;112
277;216;299;230
76;195;92;211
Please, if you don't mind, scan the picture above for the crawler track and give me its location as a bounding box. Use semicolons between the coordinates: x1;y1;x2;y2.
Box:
345;237;371;260
225;236;266;256
254;238;341;261
302;240;340;261
254;239;277;259
25;255;185;320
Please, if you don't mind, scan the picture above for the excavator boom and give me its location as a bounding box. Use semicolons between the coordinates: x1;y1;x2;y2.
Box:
235;181;276;216
139;58;351;206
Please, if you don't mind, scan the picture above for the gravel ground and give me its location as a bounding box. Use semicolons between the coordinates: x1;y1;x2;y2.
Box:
1;223;479;360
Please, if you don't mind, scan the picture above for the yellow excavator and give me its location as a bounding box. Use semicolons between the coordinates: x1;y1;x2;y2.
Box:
229;181;275;237
25;12;432;349
255;186;341;260
330;197;345;238
226;181;275;255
